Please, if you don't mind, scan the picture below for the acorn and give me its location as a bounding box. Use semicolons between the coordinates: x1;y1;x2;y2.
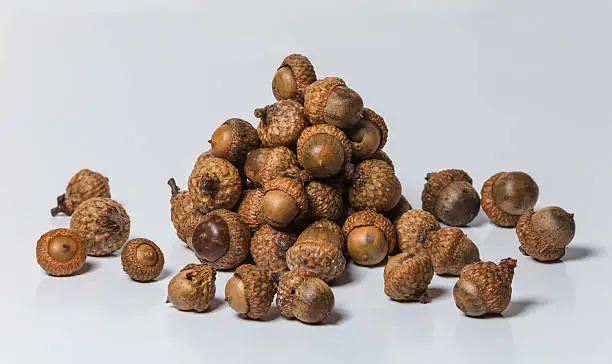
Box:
516;206;576;262
286;234;346;283
272;54;316;104
385;195;413;222
395;209;440;255
369;150;394;171
237;188;265;231
304;77;363;129
305;181;343;222
51;169;110;216
121;238;164;282
276;268;335;324
208;118;259;165
245;147;308;187
481;172;539;227
343;210;396;266
296;219;345;253
250;225;297;272
454;258;517;317
167;263;216;313
255;100;307;147
69;197;130;256
188;156;242;214
168;178;206;244
225;264;276;320
261;177;307;228
384;253;434;302
423;227;480;276
193;150;214;170
348;159;402;212
346;108;388;160
36;228;87;276
190;209;251;270
422;169;480;227
297;124;352;179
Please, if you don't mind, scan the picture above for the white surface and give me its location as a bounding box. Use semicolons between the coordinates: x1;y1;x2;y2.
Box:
1;1;611;363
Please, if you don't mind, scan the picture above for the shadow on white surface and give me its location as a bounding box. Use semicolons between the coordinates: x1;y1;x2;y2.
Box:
329;264;356;287
156;268;172;281
563;245;603;262
73;261;99;276
503;298;546;317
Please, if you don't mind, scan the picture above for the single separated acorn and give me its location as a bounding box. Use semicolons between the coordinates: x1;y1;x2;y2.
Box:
296;220;345;252
250;225;297;272
51;169;111;216
36;228;87;276
343;210;396;266
69;197;130;256
384;253;434;302
272;54;316;104
454;258;517;317
346;108;388;160
261;177;307;228
121;238;164;282
297;124;352;179
168;178;206;244
225;264;276;320
304;77;363;130
209;118;259;165
255;100;307;148
395;209;441;255
188;157;242;214
245;147;308;187
167;263;216;312
481;172;539;227
423;227;480;276
422;169;480;227
348;159;402;213
516;206;576;262
305;181;343;222
277;268;335;324
237;189;265;231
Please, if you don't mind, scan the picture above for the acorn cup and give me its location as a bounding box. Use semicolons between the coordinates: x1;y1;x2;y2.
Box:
342;210;396;266
304;77;364;129
481;171;539;227
297;124;353;179
51;169;110;216
272;54;316;104
208;118;259;165
346;108;388;160
225;264;276;320
255;100;307;148
261;177;308;228
348;159;402;213
250;225;297;272
422;227;480;276
384;253;434;302
167;263;216;313
245;147;308;187
421;169;480;227
168;178;206;244
36;228;87;276
395;209;440;255
237;188;266;231
305;181;343;222
516;206;576;262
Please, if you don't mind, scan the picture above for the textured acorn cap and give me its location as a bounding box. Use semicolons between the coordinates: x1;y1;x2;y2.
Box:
69;197;130;256
237;189;265;231
303;77;347;124
516;207;576;261
188;157;242;214
343;210;397;255
481;172;539;227
121;238;164;282
167;263;216;312
209;118;259;165
395;209;441;255
256;100;307;147
168;178;206;243
348;159;402;212
297;220;345;252
305;181;343;222
384;253;434;301
263;177;308;217
246;147;308;187
273;54;316;103
51;169;111;217
361;108;388;151
36;228;87;276
423;227;480;276
297;124;352;175
227;264;276;319
421;169;472;215
250;225;296;272
369;150;394;171
286;241;346;282
276;267;319;319
385;195;413;222
193;150;214;170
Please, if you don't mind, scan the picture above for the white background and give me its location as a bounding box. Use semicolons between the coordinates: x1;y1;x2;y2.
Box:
1;1;611;363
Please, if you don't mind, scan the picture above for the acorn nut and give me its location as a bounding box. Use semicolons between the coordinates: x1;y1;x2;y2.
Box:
188;157;242;214
245;147;308;187
167;263;216;312
343;210;396;266
297;124;352;179
516;206;576;262
255;100;307;148
272;54;316;104
261;177;307;228
422;169;480;227
209;118;259;165
305;181;343;222
36;228;87;276
168;178;206;244
225;264;276;320
346;108;388;160
304;77;364;129
384;253;434;302
395;209;441;255
51;169;111;216
250;225;296;272
481;172;539;227
423;227;480;276
348;159;402;213
276;268;335;324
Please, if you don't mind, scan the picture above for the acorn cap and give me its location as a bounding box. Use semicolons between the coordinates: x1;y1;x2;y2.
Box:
342;210;397;254
237;189;265;231
51;169;111;216
384;253;434;301
286;241;346;282
361;108;388;151
306;219;343;236
368;150;394;171
421;169;472;215
348;159;401;212
305;181;343;222
296;220;345;252
395;209;441;255
188;157;242;214
193;150;214;171
304;77;346;124
273;54;316;103
247;147;309;187
297;124;352;173
121;238;164;282
250;225;296;272
481;172;527;227
167;263;216;312
36;228;87;276
256;100;307;147
263;177;308;217
210;118;259;165
232;264;276;319
423;227;480;276
276;267;319;319
168;178;206;243
516;207;575;261
456;258;517;314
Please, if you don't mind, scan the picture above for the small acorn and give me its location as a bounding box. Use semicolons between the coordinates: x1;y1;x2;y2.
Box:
348;159;402;212
261;177;307;228
255;100;307;147
245;147;308;187
297;124;352;179
168;178;206;244
36;228;87;276
188;157;242;214
384;253;434;302
296;219;345;253
286;234;346;283
250;225;297;272
343;210;396;266
516;206;576;262
385;195;413;222
422;169;480;227
423;227;480;276
51;169;111;216
272;54;316;104
481;172;539;227
167;263;216;313
395;209;441;255
225;264;276;320
121;238;164;282
190;209;251;270
454;258;517;317
304;77;364;129
209;118;259;165
346;108;388;160
276;268;335;324
69;197;130;256
237;189;265;231
305;181;343;222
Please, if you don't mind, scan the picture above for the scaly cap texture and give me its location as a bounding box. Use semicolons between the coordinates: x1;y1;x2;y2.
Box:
263;177;308;217
304;77;346;124
250;225;296;272
297;124;352;173
395;210;440;255
348;159;401;212
167;263;216;312
188;157;242;214
256;100;307;147
216;118;259;165
343;210;397;254
361;108;388;151
421;169;472;215
234;264;276;319
36;228;87;276
276;267;319;319
286;241;346;282
121;238;164;282
480;172;520;227
384;254;434;301
423;227;480;275
305;181;343;222
457;258;517;314
237;189;265;231
273;54;316;103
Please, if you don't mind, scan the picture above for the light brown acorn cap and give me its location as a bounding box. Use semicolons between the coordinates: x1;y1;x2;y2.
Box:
209;118;259;165
276;267;319;319
273;54;316;103
343;210;397;254
168;178;206;244
361;108;388;151
286;241;346;282
227;264;276;319
516;207;576;262
263;177;308;217
481;172;519;227
304;77;346;124
384;253;434;301
297;220;345;252
193;150;214;171
423;227;480;276
237;189;265;231
51;169;111;216
188;157;242;214
246;147;309;187
481;172;539;227
306;219;343;236
348;159;402;212
297;124;352;173
36;228;87;276
167;263;216;313
421;169;473;215
255;100;307;147
121;238;164;282
250;225;296;272
305;181;343;222
395;209;440;255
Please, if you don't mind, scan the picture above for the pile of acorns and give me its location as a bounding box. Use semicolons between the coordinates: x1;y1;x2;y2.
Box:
37;54;576;322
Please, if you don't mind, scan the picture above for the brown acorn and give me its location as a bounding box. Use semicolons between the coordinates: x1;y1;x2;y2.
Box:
225;264;276;320
237;189;265;231
369;150;394;171
276;268;335;324
516;206;576;262
343;210;396;266
481;172;539;227
245;147;308;187
261;177;307;228
193;150;214;171
423;227;480;276
454;258;517;317
255;100;307;147
296;219;345;253
168;178;206;244
422;169;480;227
36;228;87;276
190;209;251;270
121;238;164;282
297;124;352;179
188;157;242;214
348;159;402;212
346;108;388;160
305;181;343;222
51;169;111;216
272;54;316;104
167;263;216;312
304;77;364;130
69;197;130;256
384;253;434;302
208;118;259;165
250;225;297;272
385;195;413;222
286;236;346;283
395;209;441;255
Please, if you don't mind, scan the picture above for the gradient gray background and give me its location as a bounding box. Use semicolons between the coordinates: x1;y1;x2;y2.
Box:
1;1;610;363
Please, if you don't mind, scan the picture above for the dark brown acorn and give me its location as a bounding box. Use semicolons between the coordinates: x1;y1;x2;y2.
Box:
422;169;480;226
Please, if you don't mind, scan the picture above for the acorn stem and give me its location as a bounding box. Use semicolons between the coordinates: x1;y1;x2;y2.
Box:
498;258;517;284
168;178;181;196
50;194;70;216
254;107;267;120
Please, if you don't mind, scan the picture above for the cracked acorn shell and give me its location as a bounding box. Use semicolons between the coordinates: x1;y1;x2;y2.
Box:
304;77;364;129
51;169;111;216
167;263;216;312
343;210;396;266
245;147;308;187
69;197;130;256
276;268;334;324
422;169;480;227
250;225;296;272
121;238;164;282
516;206;576;262
237;189;265;231
423;227;480;276
296;220;345;252
36;228;87;276
347;108;388;160
305;181;343;222
297;124;352;179
385;195;413;222
348;159;402;212
225;264;276;320
481;172;539;227
188;157;242;214
395;209;440;255
255;100;307;147
272;54;316;104
286;238;346;283
209;118;259;165
454;258;517;317
384;253;434;302
168;178;206;244
262;177;308;228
